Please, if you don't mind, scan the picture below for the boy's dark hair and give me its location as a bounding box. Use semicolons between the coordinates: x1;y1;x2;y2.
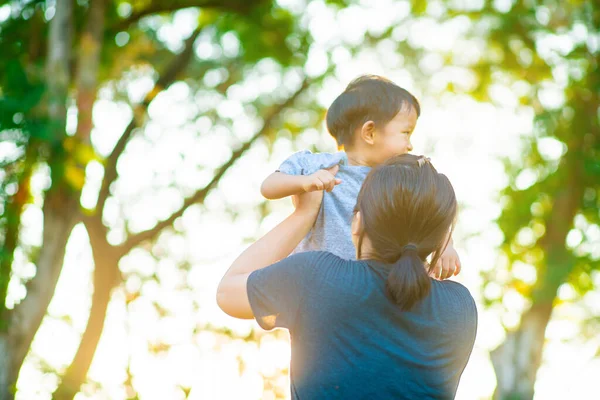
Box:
354;154;456;310
326;75;421;148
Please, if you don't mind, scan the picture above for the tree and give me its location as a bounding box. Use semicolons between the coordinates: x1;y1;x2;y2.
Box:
420;1;599;398
0;0;344;398
397;0;598;397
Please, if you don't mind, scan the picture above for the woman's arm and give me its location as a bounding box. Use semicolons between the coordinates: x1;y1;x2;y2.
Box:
217;191;323;319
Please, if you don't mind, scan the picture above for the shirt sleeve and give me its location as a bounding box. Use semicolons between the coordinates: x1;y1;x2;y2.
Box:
246;252;321;331
277;150;346;176
277;150;312;175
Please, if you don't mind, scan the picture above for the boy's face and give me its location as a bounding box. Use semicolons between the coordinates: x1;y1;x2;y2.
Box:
372;106;417;163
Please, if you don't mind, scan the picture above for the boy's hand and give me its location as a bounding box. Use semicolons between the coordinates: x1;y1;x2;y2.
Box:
430;244;461;280
301;165;342;193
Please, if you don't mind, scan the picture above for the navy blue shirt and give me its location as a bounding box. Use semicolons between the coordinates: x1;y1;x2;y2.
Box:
247;251;477;399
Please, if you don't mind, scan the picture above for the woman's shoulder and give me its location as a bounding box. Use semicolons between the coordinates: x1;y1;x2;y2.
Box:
287;251;365;276
430;279;477;317
289;250;353;266
288;253;377;300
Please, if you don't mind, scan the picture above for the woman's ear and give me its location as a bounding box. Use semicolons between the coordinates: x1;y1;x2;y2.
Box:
359;121;376;145
351;211;363;236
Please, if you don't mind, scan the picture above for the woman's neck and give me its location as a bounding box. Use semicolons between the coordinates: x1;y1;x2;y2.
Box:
355;236;375;260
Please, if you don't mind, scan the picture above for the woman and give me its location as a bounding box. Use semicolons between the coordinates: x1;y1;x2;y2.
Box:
217;154;477;399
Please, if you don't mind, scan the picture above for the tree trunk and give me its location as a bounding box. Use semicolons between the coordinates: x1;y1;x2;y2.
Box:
490;250;575;400
52;1;107;396
0;155;34;328
53;254;119;400
0;0;74;396
0;194;77;400
0;339;13;400
491;302;553;400
491;139;584;399
74;0;105;142
45;0;72;126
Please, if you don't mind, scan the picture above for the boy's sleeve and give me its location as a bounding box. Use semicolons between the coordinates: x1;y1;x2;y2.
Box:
277;150;345;176
246;252;321;331
277;150;312;175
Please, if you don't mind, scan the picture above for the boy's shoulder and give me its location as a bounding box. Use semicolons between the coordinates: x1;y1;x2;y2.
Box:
278;150;347;176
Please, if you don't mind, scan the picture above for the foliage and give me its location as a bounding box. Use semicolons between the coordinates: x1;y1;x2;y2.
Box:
449;0;600;310
427;0;599;397
0;0;353;398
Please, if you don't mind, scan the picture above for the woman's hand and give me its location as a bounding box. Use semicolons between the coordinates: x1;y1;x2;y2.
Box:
292;189;324;218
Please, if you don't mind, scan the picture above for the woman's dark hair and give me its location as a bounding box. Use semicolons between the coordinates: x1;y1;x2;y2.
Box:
326;75;421;148
354;154;457;310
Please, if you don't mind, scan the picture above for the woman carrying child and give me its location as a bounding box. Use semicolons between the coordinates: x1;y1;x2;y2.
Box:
260;75;461;279
217;153;477;399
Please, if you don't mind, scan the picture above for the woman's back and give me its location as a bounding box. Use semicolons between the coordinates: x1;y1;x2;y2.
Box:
247;251;477;400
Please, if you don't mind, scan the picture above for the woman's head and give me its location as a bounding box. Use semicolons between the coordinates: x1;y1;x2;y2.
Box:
352;154;457;310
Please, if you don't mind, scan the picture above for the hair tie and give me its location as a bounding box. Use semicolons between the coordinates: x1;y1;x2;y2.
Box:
402;243;418;254
417;156;431;167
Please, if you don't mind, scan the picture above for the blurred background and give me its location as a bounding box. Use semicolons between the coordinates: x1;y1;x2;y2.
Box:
0;0;598;399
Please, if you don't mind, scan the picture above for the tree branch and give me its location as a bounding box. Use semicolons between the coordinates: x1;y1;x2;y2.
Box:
53;216;120;400
111;0;257;32
117;77;311;255
96;26;202;214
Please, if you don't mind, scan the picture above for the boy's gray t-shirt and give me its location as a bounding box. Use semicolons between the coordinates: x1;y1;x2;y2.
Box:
277;150;371;259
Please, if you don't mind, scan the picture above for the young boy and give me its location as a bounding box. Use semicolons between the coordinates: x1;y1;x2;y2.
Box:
260;75;460;279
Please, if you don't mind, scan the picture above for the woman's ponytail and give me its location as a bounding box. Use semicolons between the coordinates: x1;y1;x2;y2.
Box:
354;154;457;310
386;244;431;311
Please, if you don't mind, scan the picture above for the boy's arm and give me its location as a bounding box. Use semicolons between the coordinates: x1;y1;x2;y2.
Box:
260;172;310;200
261;165;341;200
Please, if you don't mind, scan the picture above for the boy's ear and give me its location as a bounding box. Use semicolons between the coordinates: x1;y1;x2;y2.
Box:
359;121;376;145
